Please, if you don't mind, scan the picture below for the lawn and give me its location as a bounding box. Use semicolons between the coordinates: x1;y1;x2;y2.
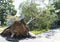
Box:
31;29;49;35
0;26;8;28
0;26;8;33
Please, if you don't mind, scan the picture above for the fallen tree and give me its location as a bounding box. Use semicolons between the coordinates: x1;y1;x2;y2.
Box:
1;19;36;38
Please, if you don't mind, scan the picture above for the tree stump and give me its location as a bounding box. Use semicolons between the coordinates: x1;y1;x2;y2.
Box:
1;19;30;38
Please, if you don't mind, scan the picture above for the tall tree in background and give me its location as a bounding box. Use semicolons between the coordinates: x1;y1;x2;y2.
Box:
19;0;57;30
0;0;17;26
53;0;60;25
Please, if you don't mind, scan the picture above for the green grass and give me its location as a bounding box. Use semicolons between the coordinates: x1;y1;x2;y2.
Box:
31;29;50;35
0;25;8;28
0;25;8;33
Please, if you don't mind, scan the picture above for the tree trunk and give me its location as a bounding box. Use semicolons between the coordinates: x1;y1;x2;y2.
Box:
27;17;35;25
1;20;4;26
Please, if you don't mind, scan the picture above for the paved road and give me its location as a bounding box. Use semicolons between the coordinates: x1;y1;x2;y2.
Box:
0;28;60;42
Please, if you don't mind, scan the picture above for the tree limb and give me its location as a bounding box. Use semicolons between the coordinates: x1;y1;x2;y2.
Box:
26;17;35;25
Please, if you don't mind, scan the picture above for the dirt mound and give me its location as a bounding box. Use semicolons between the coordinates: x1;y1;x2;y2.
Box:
1;19;30;38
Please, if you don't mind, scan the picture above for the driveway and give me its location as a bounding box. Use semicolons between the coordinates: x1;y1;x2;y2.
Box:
0;28;60;42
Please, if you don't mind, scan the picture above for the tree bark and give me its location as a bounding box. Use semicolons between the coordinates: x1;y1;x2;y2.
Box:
27;17;35;25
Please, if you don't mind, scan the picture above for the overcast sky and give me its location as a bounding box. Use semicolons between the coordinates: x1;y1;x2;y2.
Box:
13;0;49;10
13;0;49;16
13;0;25;10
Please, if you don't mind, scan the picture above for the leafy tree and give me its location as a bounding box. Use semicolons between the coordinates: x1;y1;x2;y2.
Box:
0;0;17;26
19;0;57;30
53;0;60;25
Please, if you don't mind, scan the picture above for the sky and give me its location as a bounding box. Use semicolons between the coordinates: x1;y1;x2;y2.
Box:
13;0;49;16
13;0;24;10
13;0;26;16
13;0;49;10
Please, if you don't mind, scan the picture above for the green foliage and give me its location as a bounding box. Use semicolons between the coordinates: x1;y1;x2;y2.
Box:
53;0;60;25
19;0;58;30
0;0;17;25
19;0;39;22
